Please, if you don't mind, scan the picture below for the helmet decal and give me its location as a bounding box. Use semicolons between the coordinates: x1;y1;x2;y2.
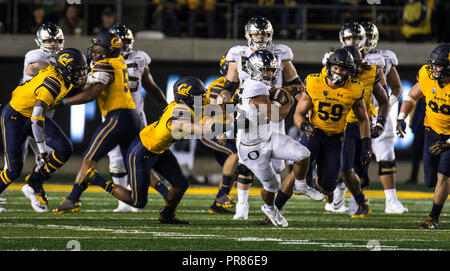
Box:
177;84;192;96
57;53;74;66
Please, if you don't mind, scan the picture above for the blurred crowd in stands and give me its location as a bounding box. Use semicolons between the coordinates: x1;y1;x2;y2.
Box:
0;0;448;42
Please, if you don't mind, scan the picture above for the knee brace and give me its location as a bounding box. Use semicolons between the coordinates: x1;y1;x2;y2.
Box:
378;160;396;176
236;163;253;178
236;164;253;184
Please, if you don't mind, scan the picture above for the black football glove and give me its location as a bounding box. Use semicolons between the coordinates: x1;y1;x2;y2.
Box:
396;118;407;138
360;137;373;166
371;116;386;138
300;121;315;140
428;140;450;155
51;99;66;110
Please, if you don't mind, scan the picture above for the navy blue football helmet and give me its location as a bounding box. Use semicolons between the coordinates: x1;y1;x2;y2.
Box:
173;76;207;109
55;48;88;88
326;48;354;85
426;43;450;80
87;31;121;62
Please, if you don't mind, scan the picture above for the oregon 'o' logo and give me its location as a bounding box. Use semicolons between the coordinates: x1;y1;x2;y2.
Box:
248;151;260;160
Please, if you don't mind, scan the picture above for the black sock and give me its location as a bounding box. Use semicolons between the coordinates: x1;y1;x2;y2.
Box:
217;175;233;198
67;184;84;202
429;203;443;221
354;192;366;205
275;190;291;210
153;181;169;201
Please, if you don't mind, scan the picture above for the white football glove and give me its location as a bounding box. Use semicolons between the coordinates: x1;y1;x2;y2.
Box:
86;71;110;86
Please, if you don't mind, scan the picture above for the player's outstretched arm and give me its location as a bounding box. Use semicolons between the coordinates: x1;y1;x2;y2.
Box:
293;92;312;129
373;82;389;119
63;83;105;106
386;66;402;107
142;66;168;114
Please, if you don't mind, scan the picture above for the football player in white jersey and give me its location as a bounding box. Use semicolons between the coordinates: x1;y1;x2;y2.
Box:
223;16;321;219
108;24;170;212
360;21;407;214
18;22;65;213
236;50;311;227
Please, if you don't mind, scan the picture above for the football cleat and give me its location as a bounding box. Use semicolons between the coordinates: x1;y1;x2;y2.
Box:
385;198;408;214
113;201;141;213
209;203;235;215
52;198;81;214
333;182;347;209
0;204;5;213
293;181;324;201
215;194;236;209
24;173;49;205
419;216;438;230
348;195;358;215
324;202;348;213
233;201;249;220
260;205;288;227
22;183;48;213
351;200;371;218
158;214;190;225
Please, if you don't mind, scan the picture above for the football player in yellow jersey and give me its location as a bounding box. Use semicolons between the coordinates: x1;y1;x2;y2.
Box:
287;49;372;210
0;48;88;212
76;77;212;224
338;46;388;218
52;32;141;214
397;44;450;229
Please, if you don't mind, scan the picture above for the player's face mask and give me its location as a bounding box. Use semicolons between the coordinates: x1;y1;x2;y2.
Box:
344;36;362;49
251;34;270;49
329;65;348;85
430;65;443;79
90;45;107;62
42;39;63;55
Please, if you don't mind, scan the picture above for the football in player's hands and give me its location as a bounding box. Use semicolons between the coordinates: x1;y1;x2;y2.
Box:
269;88;290;107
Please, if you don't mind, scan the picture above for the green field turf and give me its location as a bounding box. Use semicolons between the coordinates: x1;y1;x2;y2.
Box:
0;186;449;252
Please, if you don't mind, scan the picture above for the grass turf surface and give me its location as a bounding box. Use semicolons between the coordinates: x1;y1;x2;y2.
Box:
0;185;449;252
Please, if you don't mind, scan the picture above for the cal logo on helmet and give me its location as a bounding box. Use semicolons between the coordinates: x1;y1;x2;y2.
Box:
57;53;74;66
111;36;121;48
177;83;192;96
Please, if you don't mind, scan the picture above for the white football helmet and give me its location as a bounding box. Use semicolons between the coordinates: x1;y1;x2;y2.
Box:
361;21;379;53
245;16;273;51
339;22;366;52
109;24;134;56
34;22;64;56
246;49;278;87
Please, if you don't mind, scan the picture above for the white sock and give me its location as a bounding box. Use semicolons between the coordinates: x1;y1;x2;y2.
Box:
384;188;397;201
264;203;274;210
237;188;249;204
112;175;127;187
112;175;130;206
